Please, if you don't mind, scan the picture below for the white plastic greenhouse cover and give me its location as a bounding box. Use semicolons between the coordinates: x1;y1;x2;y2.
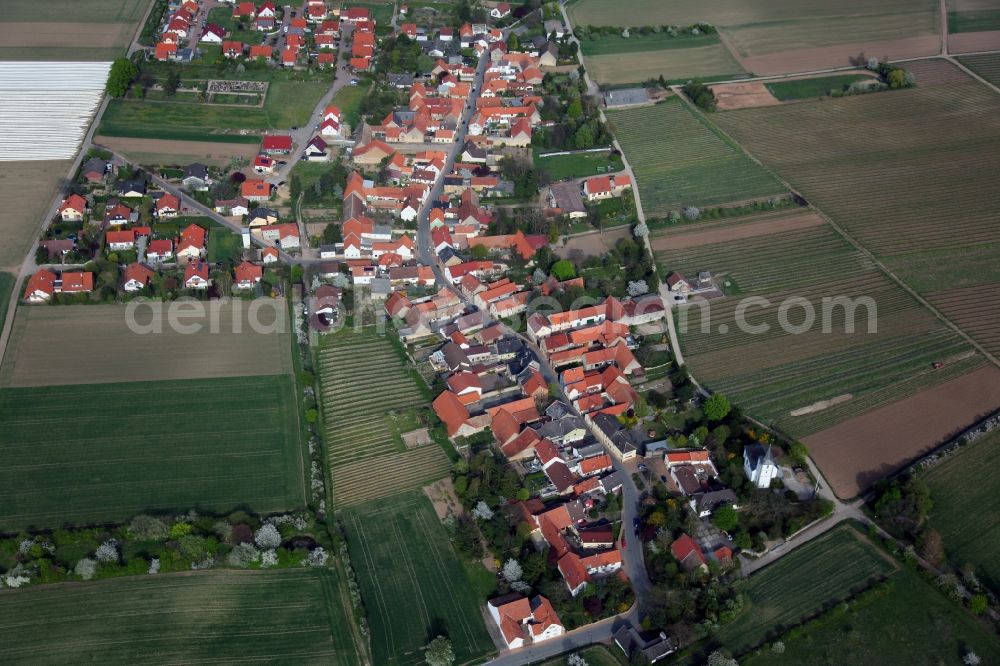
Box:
0;61;111;161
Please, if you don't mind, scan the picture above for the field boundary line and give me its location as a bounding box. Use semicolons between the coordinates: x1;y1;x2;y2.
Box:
674;91;1000;369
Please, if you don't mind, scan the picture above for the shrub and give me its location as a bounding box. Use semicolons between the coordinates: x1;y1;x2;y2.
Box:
128;515;169;541
75;558;97;580
95;539;119;563
226;543;261;566
254;524;282;549
169;522;192;539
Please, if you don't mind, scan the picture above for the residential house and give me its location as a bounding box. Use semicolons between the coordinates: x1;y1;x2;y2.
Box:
155;193;180;218
582;174;631;202
106;229;136;251
176;223;207;259
670;533;707;573
488;594;564;649
146;239;174;262
23;269;57;303
58;194;87;222
233;261;263;289
184;260;210;289
241;179;272;202
182;163;211;191
81;157;109;183
123;263;155;292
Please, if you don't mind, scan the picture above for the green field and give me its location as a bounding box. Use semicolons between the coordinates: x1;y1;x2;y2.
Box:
924;429;1000;591
949;8;1000;32
579;31;726;56
342;492;495;666
743;564;1000;665
607;98;786;215
0;375;305;531
655;213;980;438
318;330;450;506
713;524;898;654
0;272;14;331
765;74;874;100
958;53;1000;85
98;81;328;143
2;0;147;22
534;147;623;180
0;569;360;665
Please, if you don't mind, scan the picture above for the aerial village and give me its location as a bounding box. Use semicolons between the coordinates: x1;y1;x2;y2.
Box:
22;0;830;658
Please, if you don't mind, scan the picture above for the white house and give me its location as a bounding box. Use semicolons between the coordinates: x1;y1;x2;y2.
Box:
743;444;781;489
488;594;564;649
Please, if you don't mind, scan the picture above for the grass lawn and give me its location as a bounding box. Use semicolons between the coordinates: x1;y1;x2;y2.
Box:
710;524;898;655
0;375;305;531
331;81;372;128
0;569;361;665
99;81;328;142
923;429;1000;591
743;565;1000;665
765;74;874;100
0;272;14;330
535;645;627;666
207;220;244;263
342;492;495;666
533;147;623;180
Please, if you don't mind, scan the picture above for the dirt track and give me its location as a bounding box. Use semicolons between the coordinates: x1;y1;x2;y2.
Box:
805;365;1000;498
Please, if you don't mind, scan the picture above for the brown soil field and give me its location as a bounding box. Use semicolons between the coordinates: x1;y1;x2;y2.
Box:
0;23;132;50
0;301;292;388
949;30;1000;53
806;365;1000;498
900;58;973;85
557;227;632;258
711;82;781;110
0;161;72;272
651;211;824;251
95;136;260;168
738;34;941;75
926;283;1000;357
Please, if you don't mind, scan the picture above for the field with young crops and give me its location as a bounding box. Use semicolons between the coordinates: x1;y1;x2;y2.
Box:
713;524;897;654
0;0;146;61
925;283;1000;357
318;330;450;506
924;428;1000;591
607;99;785;215
342;492;494;666
0;569;360;665
0;375;305;531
